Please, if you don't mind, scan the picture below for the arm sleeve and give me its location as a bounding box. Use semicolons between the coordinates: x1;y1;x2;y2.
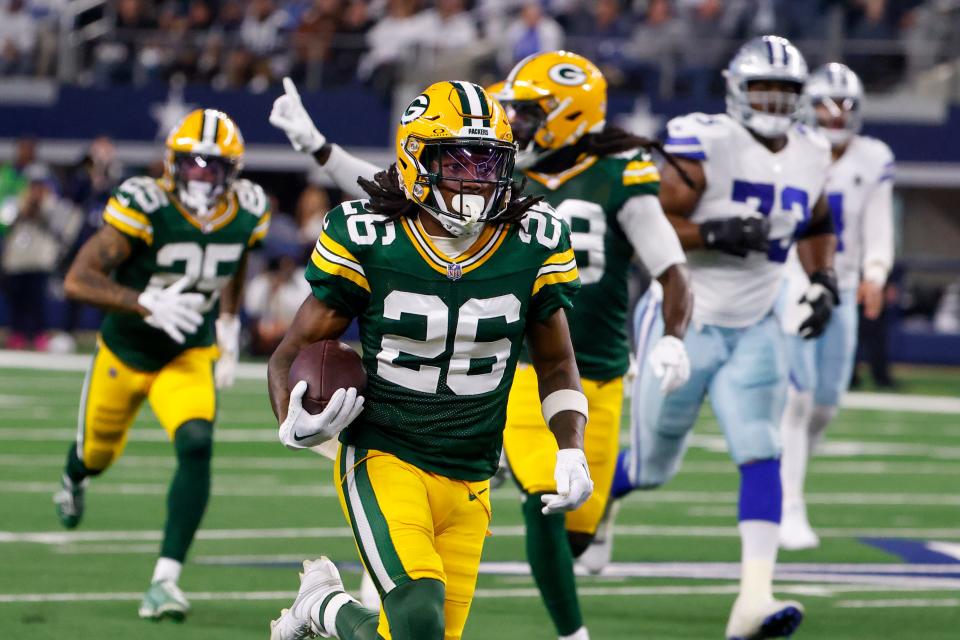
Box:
303;206;370;317
323;144;382;200
616;194;686;278
860;178;895;285
530;215;580;323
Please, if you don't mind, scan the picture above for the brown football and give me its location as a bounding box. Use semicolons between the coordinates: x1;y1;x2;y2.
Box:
288;340;367;415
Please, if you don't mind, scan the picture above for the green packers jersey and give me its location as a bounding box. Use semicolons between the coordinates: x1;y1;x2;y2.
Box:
99;176;271;371
305;200;579;481
518;152;660;380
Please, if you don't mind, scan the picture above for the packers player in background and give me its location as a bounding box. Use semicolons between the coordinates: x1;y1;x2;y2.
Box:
269;52;692;639
52;109;270;620
778;63;895;550
267;81;591;640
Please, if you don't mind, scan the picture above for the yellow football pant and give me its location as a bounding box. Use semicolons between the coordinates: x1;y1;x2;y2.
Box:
76;340;218;471
335;445;491;640
504;364;623;535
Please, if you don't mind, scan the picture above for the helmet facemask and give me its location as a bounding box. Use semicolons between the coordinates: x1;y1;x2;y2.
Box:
409;139;515;237
501;100;549;169
812;95;861;148
169;152;240;221
733;78;805;139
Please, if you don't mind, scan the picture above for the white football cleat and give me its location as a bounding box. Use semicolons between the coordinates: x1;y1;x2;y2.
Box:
138;579;190;621
725;596;804;639
359;570;380;611
577;500;620;575
779;503;820;551
270;557;346;640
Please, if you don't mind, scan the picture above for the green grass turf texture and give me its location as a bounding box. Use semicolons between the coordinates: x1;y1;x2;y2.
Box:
0;365;958;639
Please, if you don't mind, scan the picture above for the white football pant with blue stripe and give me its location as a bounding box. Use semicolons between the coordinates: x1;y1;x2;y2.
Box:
627;282;787;489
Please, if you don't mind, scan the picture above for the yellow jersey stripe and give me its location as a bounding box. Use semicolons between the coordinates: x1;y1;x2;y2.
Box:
319;232;362;266
104;211;153;244
400;218;449;276
310;250;371;292
106;198;152;227
461;225;507;274
623;161;661;186
532;265;579;296
542;248;575;267
524;156;598;190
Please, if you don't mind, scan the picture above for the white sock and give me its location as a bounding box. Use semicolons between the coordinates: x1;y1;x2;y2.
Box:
738;520;779;601
808;404;837;454
151;557;182;584
310;591;356;639
560;626;590;640
779;388;813;507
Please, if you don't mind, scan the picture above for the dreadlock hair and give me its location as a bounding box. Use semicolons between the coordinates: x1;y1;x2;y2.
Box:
357;163;544;226
584;126;696;189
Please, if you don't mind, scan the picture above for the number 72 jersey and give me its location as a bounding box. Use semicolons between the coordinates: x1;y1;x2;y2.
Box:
305;200;580;481
664;113;832;328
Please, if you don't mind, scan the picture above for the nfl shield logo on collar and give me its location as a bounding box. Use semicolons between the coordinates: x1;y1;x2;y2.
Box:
446;262;462;281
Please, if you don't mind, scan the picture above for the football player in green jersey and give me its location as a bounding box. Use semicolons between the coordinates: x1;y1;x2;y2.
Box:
267;80;590;640
52;109;270;620
269;52;693;639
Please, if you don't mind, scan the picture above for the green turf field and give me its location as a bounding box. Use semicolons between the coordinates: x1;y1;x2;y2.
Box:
1;358;958;639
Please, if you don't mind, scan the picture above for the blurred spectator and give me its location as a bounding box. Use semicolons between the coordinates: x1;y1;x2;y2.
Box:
417;0;478;56
846;0;906;88
499;1;564;72
240;0;287;57
567;0;633;87
676;0;734;99
0;137;36;233
289;0;343;88
0;0;39;76
295;184;331;247
1;164;81;350
326;0;373;86
243;247;311;355
359;0;423;98
630;0;686;94
93;0;159;85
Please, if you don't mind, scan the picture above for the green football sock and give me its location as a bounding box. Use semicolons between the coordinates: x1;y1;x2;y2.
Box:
331;599;379;639
160;420;212;562
523;492;583;636
65;443;97;482
379;579;444;640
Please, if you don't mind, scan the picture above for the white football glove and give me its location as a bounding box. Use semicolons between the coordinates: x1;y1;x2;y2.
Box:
269;77;326;154
647;335;690;394
541;448;593;515
278;380;364;450
138;276;205;344
214;314;240;389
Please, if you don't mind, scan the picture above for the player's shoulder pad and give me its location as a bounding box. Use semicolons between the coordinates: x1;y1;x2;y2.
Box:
110;176;169;216
232;178;270;218
792;122;832;153
515;200;573;256
318;198;393;257
663;112;731;161
856;135;896;181
595;149;660;187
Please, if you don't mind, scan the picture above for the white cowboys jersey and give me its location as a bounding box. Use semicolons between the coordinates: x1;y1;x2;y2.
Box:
664;113;831;328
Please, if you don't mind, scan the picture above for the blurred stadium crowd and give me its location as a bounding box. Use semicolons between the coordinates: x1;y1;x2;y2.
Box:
3;0;960;96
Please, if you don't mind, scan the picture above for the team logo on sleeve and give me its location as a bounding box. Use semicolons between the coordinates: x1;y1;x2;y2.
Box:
548;63;588;86
401;95;430;124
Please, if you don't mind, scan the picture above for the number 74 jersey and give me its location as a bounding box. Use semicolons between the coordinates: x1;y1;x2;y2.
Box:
664;113;832;328
305;200;580;481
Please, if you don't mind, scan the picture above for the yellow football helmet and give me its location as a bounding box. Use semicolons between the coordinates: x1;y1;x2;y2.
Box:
396;80;516;236
492;51;607;165
163;109;245;219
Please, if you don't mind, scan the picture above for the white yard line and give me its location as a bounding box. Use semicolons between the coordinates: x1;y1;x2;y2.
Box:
835;598;960;608
2;351;958;414
8;524;960;545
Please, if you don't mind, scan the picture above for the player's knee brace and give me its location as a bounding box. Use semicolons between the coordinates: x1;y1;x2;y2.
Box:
382;579;445;640
567;531;594;558
174;420;213;463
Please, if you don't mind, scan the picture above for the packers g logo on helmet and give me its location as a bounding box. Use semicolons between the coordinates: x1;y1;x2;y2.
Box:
401;95;430;125
494;51;607;163
548;63;588;86
395;81;516;237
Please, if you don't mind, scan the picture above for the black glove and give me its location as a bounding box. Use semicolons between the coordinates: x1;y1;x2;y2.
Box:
797;269;840;339
699;217;771;257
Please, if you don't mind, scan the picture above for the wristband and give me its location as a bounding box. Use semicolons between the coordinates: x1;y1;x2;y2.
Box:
541;389;588;424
